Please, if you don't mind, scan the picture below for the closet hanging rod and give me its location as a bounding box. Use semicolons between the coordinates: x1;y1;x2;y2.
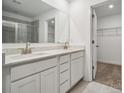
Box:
97;27;121;31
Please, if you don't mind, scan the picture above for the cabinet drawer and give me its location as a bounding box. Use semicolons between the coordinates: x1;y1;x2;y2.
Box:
60;80;70;93
60;70;69;85
11;57;57;82
60;62;69;73
60;55;70;64
71;51;84;60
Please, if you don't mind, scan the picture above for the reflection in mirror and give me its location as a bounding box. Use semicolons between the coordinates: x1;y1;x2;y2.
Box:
2;20;39;43
2;0;69;43
47;18;55;43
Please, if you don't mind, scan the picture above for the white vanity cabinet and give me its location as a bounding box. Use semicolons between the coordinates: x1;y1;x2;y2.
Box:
4;57;58;93
3;49;85;93
71;51;84;87
11;74;40;93
11;66;58;93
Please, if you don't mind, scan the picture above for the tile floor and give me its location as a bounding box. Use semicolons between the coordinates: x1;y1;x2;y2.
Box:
82;82;121;93
68;81;89;93
68;62;121;93
95;62;121;90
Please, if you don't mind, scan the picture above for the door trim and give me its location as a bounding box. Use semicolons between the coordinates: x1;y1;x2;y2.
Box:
90;0;109;80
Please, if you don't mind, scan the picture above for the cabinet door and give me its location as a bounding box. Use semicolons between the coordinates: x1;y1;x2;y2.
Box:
41;66;58;93
71;57;83;86
11;74;40;93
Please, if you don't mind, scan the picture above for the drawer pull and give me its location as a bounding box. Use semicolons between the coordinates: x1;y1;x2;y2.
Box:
60;61;68;65
61;69;68;74
71;56;83;61
60;80;68;86
71;52;84;60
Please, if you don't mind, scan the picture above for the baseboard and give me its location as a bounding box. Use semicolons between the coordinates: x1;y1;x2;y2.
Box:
98;61;121;66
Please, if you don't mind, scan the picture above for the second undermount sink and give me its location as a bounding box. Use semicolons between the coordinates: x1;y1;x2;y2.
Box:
33;52;50;55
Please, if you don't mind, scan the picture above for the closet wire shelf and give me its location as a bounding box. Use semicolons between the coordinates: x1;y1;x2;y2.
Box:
97;27;122;37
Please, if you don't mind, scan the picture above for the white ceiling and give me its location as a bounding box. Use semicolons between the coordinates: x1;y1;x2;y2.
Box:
3;0;55;18
66;0;75;3
3;0;121;18
95;0;122;17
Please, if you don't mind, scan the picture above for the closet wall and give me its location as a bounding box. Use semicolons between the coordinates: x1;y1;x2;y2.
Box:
97;14;122;65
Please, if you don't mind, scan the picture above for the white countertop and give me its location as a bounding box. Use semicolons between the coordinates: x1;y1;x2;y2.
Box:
3;48;85;66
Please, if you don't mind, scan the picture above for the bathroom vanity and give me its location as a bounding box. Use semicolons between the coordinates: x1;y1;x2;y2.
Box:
3;48;85;93
2;0;85;93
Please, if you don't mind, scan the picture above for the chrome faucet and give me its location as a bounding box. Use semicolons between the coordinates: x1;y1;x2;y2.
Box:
64;42;69;49
19;42;32;54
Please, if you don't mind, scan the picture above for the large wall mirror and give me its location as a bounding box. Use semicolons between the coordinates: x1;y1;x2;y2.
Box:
2;0;69;43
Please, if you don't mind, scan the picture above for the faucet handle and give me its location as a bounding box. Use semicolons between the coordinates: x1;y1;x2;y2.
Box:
17;48;24;50
27;42;30;46
17;48;25;54
65;41;69;44
64;41;69;49
27;42;32;53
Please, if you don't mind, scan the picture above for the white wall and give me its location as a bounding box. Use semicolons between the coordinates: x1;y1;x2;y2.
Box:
69;0;108;81
55;12;69;43
97;14;122;65
97;14;122;29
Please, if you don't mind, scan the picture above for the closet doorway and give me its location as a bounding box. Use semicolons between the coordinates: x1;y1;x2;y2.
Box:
91;0;122;90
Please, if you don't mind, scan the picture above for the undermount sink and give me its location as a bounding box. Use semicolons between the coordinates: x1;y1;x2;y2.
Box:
6;52;49;60
33;52;49;55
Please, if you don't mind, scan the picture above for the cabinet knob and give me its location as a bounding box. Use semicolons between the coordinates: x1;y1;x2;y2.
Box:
96;45;99;47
